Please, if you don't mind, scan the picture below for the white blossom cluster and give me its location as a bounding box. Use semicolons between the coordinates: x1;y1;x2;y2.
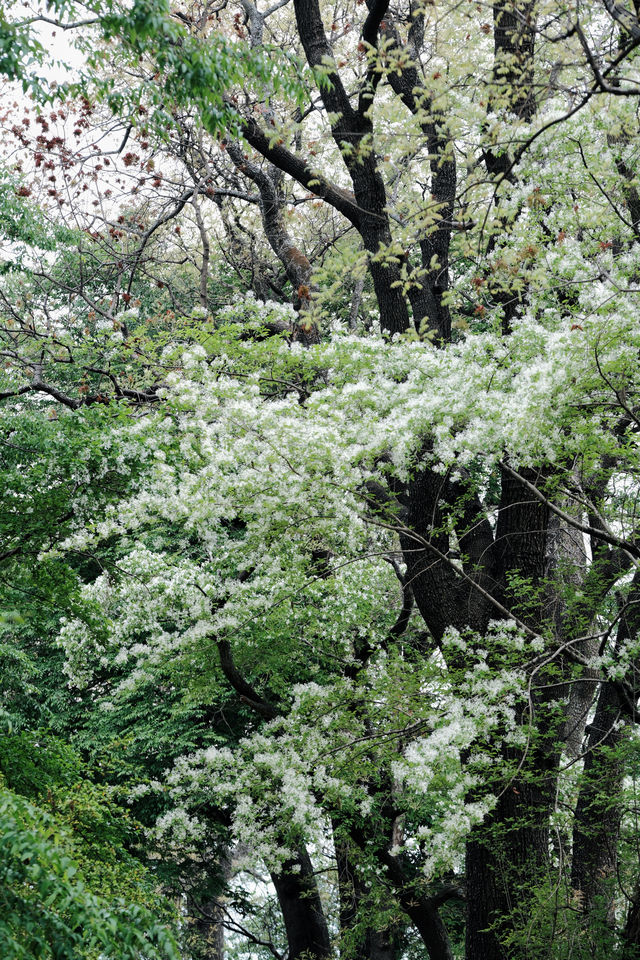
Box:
54;287;640;880
146;643;527;876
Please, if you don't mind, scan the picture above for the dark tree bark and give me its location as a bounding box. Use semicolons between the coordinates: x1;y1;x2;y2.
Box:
292;0;411;336
225;143;313;312
372;12;456;342
342;804;456;960
191;898;226;960
491;1;538;133
389;456;559;960
379;851;456;960
212;641;331;960
271;847;332;960
571;680;625;919
237;0;411;336
623;878;640;960
572;578;640;927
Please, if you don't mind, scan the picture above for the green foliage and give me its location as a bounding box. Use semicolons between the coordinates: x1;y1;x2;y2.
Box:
0;650;180;959
0;787;179;960
0;11;46;91
0;178;78;255
3;2;640;958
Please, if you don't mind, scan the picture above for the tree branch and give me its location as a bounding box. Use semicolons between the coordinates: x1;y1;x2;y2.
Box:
499;461;640;560
239;118;361;226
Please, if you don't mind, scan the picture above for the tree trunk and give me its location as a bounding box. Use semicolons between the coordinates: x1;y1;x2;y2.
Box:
226;143;314;314
271;846;331;960
336;837;402;960
571;579;640;932
571;680;625;921
191;899;226;960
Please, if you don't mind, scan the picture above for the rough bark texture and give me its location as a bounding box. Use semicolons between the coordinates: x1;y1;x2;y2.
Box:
378;13;456;341
623;883;640;960
191;899;226;960
492;1;537;125
271;847;332;960
226;143;313;312
571;680;625;918
335;838;402;960
392;457;557;960
572;578;640;926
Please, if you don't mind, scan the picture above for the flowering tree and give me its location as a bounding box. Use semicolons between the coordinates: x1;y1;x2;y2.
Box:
50;298;639;960
2;1;640;960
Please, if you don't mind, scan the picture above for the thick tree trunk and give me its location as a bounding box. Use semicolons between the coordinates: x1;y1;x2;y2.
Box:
465;780;553;960
571;680;625;920
465;466;556;960
411;124;456;342
492;465;550;610
622;882;640;960
395;454;564;960
191;899;226;960
335;837;362;958
271;846;331;960
398;465;494;641
376;15;456;342
571;579;640;931
491;1;537;130
465;837;507;960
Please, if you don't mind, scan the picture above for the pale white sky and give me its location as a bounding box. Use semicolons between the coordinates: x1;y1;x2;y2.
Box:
9;1;92;87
